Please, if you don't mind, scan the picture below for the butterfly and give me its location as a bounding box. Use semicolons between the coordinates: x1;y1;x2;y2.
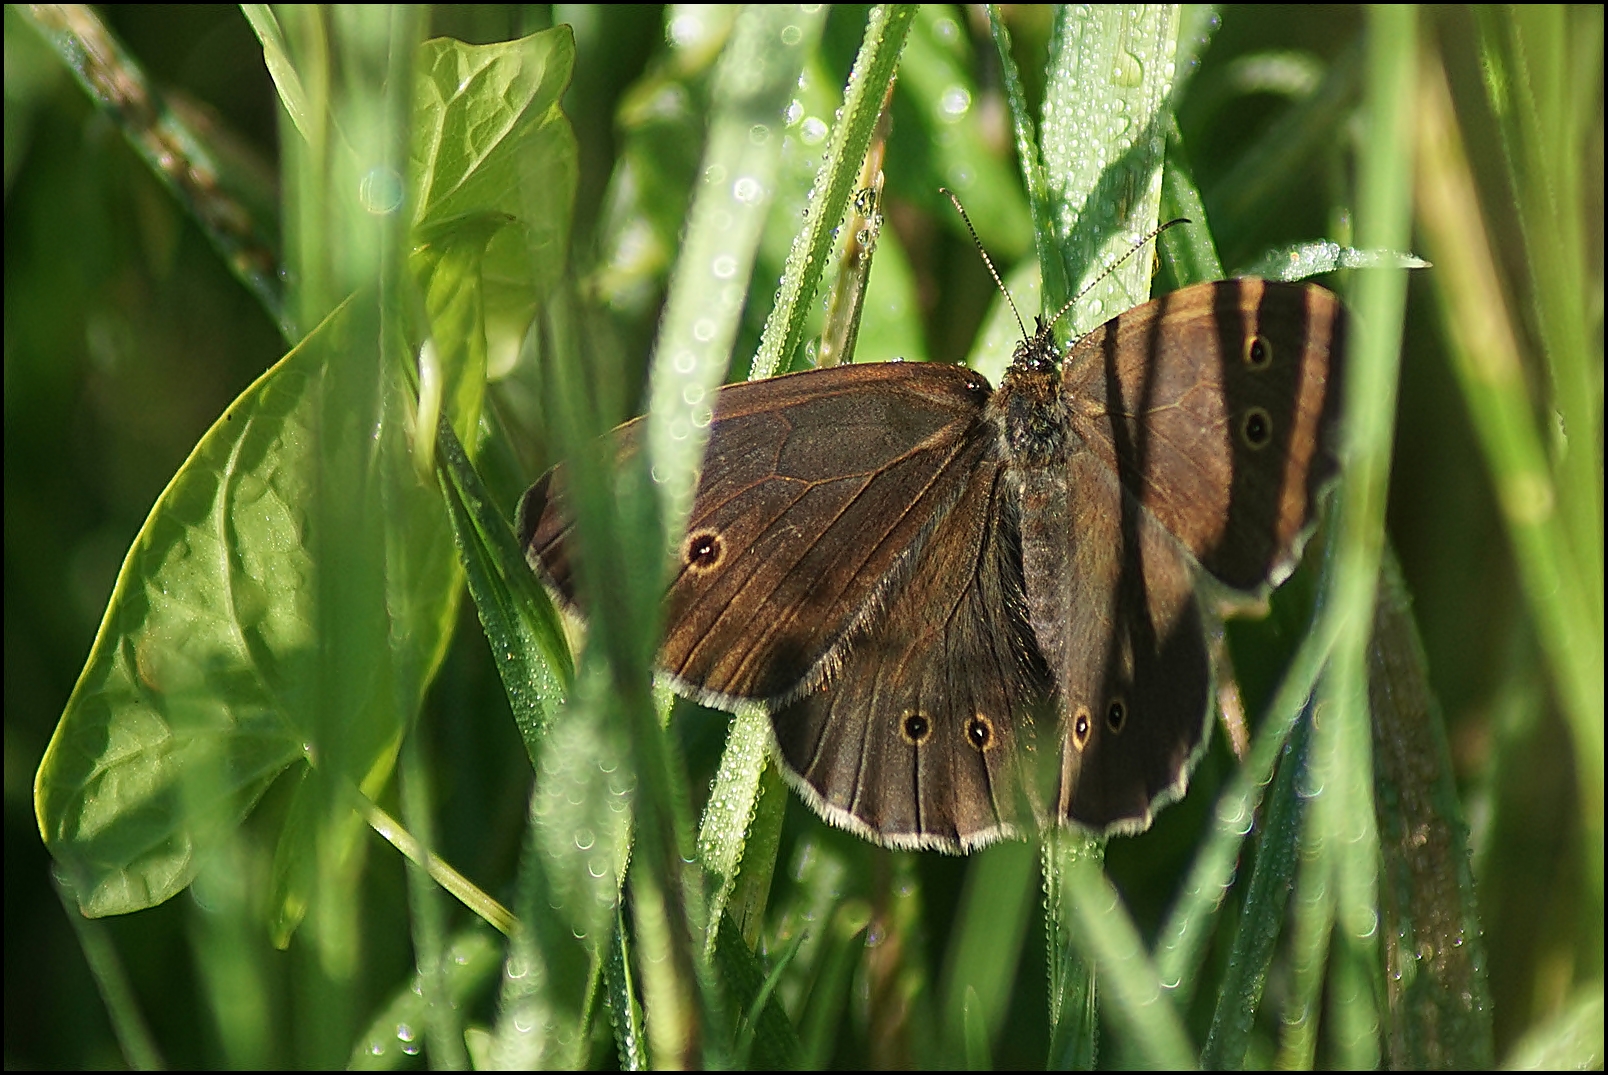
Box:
520;276;1343;851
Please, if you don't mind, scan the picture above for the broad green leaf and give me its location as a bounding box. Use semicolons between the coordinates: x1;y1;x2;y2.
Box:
412;29;579;369
35;25;581;924
36;295;444;918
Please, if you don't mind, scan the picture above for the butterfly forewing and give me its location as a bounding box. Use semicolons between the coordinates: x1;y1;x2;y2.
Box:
1061;279;1344;594
521;361;997;706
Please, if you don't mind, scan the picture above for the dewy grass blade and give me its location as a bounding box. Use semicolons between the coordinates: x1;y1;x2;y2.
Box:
604;907;649;1071
1042;831;1103;1070
815;98;892;369
697;705;773;954
1039;5;1177;324
988;3;1068;309
1201;706;1313;1069
350;928;502;1069
493;656;634;1068
399;733;468;1068
1024;8;1180;1064
1153;604;1338;1005
1368;554;1494;1068
1059;846;1196;1069
628;10;825;1061
436;414;571;761
1275;810;1336;1070
1307;8;1420;1068
645;5;826;533
588;12;829;1054
725;761;788;951
691;4;914;998
748;5;917;381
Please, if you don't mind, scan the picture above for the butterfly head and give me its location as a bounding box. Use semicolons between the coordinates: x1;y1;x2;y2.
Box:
1014;315;1062;373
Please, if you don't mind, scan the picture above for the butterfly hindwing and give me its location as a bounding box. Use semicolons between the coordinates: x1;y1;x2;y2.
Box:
1017;451;1210;832
772;456;1051;851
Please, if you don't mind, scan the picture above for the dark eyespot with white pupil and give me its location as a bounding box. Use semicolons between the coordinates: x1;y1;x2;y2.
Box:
1241;407;1272;449
1244;334;1273;369
1072;707;1092;750
902;712;931;744
967;715;993;751
1106;698;1127;733
685;531;723;569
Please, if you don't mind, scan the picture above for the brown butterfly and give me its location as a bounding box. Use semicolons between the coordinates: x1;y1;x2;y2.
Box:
520;277;1344;851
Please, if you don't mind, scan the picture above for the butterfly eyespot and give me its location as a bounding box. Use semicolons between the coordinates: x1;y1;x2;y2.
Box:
901;711;931;745
1240;407;1272;450
1106;698;1127;733
966;714;994;751
1244;334;1273;369
684;530;724;570
1071;706;1092;751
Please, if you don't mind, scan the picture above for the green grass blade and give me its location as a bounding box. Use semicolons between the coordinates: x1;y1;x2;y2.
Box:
1158;118;1227;285
962;985;992;1069
797;897;873;1068
1028;7;1184;1065
1153;606;1337;1006
349;928;501;1070
1369;553;1494;1068
645;4;827;521
396;735;466;1070
1275;809;1337;1069
717;912;804;1068
988;4;1069;312
492;656;634;1068
1047;833;1196;1069
1040;4;1178;318
1475;9;1603;619
435;415;571;760
725;761;788;951
1201;706;1312;1068
697;706;773;953
1417;36;1604;910
940;841;1037;1061
603;907;650;1070
749;5;918;381
1305;9;1423;1068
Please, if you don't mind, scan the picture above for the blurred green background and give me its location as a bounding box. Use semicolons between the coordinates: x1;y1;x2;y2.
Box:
5;4;1600;1068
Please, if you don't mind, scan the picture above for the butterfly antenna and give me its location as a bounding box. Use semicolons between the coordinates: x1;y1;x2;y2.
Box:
1043;217;1193;332
940;187;1028;340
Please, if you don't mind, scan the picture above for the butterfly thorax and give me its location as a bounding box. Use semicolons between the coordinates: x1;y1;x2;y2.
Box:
990;321;1075;469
